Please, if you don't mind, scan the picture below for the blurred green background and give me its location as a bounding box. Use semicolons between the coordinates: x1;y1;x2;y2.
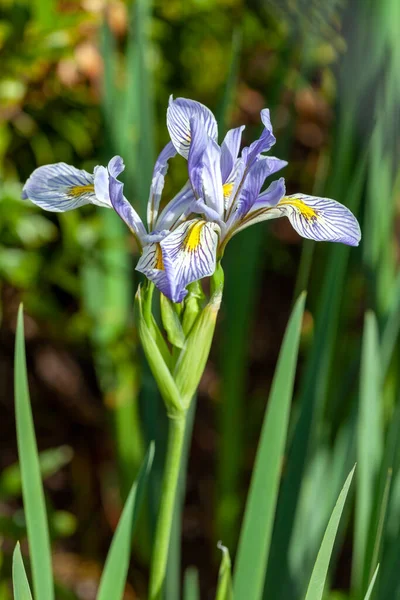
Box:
1;0;400;598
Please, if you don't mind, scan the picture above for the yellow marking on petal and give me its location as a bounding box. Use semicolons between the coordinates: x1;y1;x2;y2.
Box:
69;184;95;197
279;197;318;221
155;244;164;270
222;182;234;199
184;220;206;252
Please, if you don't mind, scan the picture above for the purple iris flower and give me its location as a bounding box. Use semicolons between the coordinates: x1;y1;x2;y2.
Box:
22;96;361;304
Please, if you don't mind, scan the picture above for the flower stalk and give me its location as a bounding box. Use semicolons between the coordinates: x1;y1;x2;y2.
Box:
149;414;186;600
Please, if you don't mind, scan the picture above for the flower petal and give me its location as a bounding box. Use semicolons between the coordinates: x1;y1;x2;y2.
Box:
201;138;224;216
220;125;245;181
241;109;276;169
22;163;98;212
276;194;361;245
155;181;196;231
147;141;177;230
188;116;210;197
167;96;218;158
108;176;147;242
234;192;361;246
160;219;220;302
136;243;186;303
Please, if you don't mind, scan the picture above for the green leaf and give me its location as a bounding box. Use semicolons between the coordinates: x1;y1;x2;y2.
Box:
183;567;200;600
160;294;186;349
12;543;33;600
14;304;54;600
97;443;154;600
233;292;306;600
363;564;379;600
352;312;383;595
215;543;233;600
304;465;356;600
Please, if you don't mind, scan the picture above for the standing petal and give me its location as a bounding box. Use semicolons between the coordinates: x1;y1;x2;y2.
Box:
220;125;245;182
22;163;98;211
201;138;224;216
167;96;218;158
155;181;195;231
188;116;210;197
147;141;177;230
242;109;276;169
160;219;220;302
108;176;147;243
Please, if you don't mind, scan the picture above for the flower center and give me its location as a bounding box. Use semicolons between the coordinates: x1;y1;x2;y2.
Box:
69;184;95;197
184;220;206;252
155;244;164;270
279;198;318;221
222;182;234;199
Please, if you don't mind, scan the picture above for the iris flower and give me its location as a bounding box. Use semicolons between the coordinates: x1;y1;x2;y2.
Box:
22;96;361;303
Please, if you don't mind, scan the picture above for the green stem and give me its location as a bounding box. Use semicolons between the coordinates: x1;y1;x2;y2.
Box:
149;414;187;600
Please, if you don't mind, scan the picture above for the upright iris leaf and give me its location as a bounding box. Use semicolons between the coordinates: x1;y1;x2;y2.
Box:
233;292;306;600
304;466;356;600
14;305;54;600
97;443;154;600
12;543;33;600
352;312;383;595
215;543;233;600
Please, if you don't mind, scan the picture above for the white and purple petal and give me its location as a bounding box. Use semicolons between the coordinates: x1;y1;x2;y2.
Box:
276;194;361;245
167;96;218;159
22;163;98;211
201;138;224;216
241;109;276;169
160;219;220;302
147;141;177;230
108;176;147;242
220;125;245;182
188;116;210;198
136;243;186;303
155;181;196;231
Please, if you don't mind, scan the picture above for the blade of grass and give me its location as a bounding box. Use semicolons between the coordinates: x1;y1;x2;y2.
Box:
183;568;200;600
352;312;383;596
233;292;306;600
304;465;356;600
364;564;380;600
97;443;154;600
12;543;33;600
215;543;233;600
14;304;54;600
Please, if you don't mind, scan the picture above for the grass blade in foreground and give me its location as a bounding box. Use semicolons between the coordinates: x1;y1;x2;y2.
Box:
97;443;155;600
364;564;379;600
352;312;382;596
183;567;200;600
304;465;356;600
233;292;306;600
215;543;233;600
14;304;54;600
12;543;33;600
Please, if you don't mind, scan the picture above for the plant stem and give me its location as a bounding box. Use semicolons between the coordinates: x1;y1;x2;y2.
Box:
149;414;186;600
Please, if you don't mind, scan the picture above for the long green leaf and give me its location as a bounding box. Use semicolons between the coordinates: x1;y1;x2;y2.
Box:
215;543;233;600
304;465;356;600
12;543;33;600
352;312;383;595
97;443;154;600
364;564;379;600
183;568;200;600
233;292;306;600
14;304;54;600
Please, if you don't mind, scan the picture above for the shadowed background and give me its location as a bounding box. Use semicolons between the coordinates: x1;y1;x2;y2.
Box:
1;0;399;598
